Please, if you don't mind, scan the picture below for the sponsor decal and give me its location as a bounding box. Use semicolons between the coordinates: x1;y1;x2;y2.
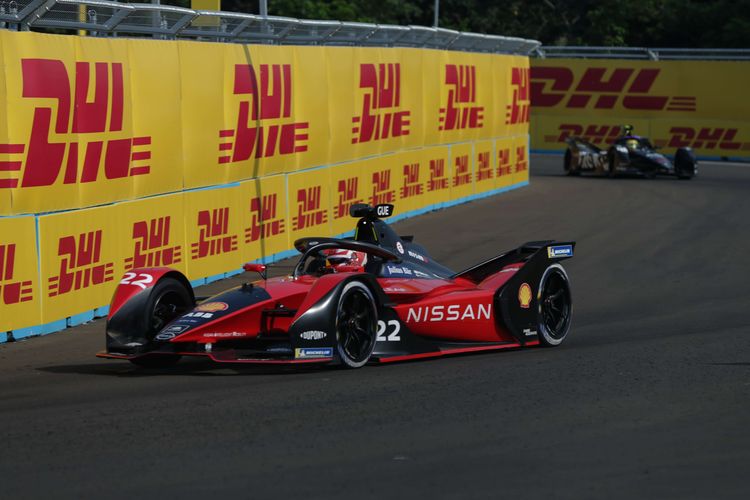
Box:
155;324;190;340
406;304;491;322
48;230;114;297
413;270;431;278
300;330;327;341
395;242;404;254
352;63;410;144
195;301;229;312
548;123;622;146
453;154;471;187
385;265;413;276
515;146;528;173
518;283;532;309
203;332;245;338
497;147;512;177
246;194;285;243
428;158;449;192
371;169;396;206
476;150;493;182
183;312;214;319
0;243;33;305
335;177;363;220
407;250;427;263
506;67;530;125
656;126;748;151
547;245;573;258
295;347;333;359
191;208;239;259
125;216;182;270
523;328;538;337
439;64;484;131
400;163;423;199
293;186;327;230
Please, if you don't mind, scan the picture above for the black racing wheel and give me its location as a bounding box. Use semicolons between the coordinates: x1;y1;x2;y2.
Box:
537;264;572;347
335;281;378;368
564;150;579;176
607;150;618;178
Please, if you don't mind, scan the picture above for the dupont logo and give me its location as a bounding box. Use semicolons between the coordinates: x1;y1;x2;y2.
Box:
531;66;696;111
48;230;114;297
497;147;512;177
400;163;423;199
547;124;623;146
125;216;182;270
246;194;285;243
506;67;530;125
656;127;750;151
293;186;327;230
515;147;528;173
371;170;395;206
428;158;449;192
0;244;33;305
219;64;309;164
0;59;151;190
439;64;484;131
352;63;411;144
334;177;363;220
475;150;493;182
452;154;471;187
191;208;238;259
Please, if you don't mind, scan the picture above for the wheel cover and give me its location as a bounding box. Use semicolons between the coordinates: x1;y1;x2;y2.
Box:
150;290;190;334
337;289;376;363
541;271;571;340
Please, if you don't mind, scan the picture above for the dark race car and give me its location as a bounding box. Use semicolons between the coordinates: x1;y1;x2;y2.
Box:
98;204;575;368
564;127;697;179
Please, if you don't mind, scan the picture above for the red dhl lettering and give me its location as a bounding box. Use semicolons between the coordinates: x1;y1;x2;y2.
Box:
293;186;327;230
428;158;448;191
0;243;33;305
476;151;493;182
371;170;395;205
335;177;363;219
531;66;696;112
125;217;182;270
664;127;742;150
506;67;530;125
453;155;471;187
48;230;114;297
352;63;411;144
0;59;151;189
219;64;308;164
191;208;238;259
496;148;512;177
400;163;423;198
515;147;528;173
439;64;484;131
553;123;622;145
246;194;285;242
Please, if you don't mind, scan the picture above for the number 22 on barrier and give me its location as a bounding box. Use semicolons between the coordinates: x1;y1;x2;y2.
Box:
120;272;154;289
376;320;401;341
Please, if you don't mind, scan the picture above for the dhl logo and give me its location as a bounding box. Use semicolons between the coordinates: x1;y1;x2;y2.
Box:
439;65;484;131
0;59;151;190
497;148;512;177
475;151;493;182
428;158;449;192
547;124;623;146
655;127;750;151
246;194;286;242
506;67;530;125
0;244;33;305
125;217;182;270
453;154;471;187
293;186;327;230
219;64;309;164
531;66;696;111
48;230;114;297
352;63;411;144
334;177;363;220
191;208;238;259
400;163;423;199
515;146;528;173
371;170;396;205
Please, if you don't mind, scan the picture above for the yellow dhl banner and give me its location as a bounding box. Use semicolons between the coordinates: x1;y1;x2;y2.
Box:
530;58;750;157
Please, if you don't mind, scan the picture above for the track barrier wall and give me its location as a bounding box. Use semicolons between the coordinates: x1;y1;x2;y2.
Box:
0;31;531;340
530;58;750;159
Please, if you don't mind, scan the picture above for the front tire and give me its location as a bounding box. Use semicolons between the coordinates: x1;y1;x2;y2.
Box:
537;264;572;347
564;150;579;176
335;281;378;368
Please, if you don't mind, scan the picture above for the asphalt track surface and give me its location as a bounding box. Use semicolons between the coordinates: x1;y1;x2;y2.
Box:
2;155;749;499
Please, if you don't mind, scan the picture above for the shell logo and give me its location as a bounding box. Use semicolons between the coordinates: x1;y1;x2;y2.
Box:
195;301;229;312
518;283;532;309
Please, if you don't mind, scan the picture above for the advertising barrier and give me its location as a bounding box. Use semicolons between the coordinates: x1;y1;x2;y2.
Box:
530;58;750;159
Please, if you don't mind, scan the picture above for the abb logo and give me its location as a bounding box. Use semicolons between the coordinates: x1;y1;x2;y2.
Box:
549;123;623;146
0;244;33;305
497;148;512;177
476;151;493;182
219;64;309;164
439;65;484;131
428;159;449;192
453;154;471;187
335;177;363;220
191;208;238;259
246;194;285;242
352;63;411;144
531;66;696;111
0;59;151;190
658;127;747;150
48;230;114;297
125;217;182;271
506;67;530;125
516;147;528;173
400;163;423;199
293;186;327;230
371;170;396;205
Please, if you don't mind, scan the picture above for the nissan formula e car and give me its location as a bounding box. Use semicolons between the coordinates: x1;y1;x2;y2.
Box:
98;204;575;368
564;134;697;179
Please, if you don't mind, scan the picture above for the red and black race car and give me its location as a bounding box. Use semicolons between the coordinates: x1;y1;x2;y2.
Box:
98;204;575;368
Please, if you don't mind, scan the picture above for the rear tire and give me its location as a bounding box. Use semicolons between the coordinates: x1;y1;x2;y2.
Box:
335;281;378;368
608;151;618;178
537;264;572;347
564;150;578;176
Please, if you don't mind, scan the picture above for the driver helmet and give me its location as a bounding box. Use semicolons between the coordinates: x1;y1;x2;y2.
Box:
626;138;639;150
323;249;367;272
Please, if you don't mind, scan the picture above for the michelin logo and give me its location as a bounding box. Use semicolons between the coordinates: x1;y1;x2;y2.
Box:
295;347;333;359
547;245;573;258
